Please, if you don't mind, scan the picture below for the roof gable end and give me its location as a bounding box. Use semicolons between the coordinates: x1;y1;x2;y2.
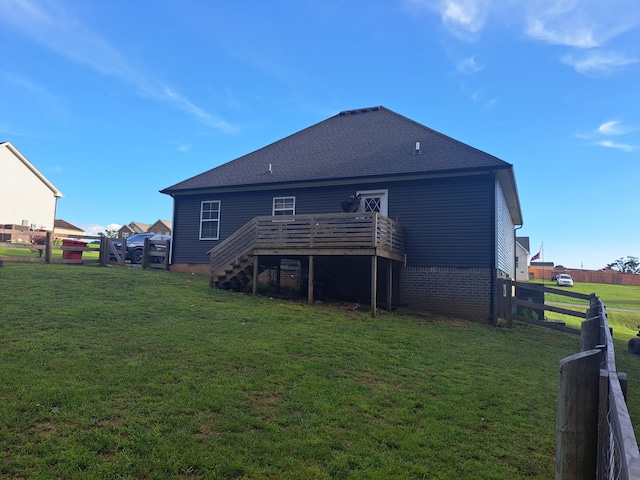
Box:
161;106;512;193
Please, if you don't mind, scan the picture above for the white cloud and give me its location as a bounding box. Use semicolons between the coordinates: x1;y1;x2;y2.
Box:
561;50;638;75
578;120;639;152
406;0;640;74
457;55;485;74
525;18;598;48
0;0;236;133
594;140;637;152
78;223;122;237
485;98;497;109
0;71;59;106
523;0;640;48
598;121;621;135
441;0;488;33
406;0;490;40
597;121;638;136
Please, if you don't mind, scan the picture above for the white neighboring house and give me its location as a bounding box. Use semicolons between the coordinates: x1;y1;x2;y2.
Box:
0;142;63;232
515;236;530;281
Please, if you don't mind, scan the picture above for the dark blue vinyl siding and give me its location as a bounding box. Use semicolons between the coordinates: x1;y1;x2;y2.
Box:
390;175;493;268
171;174;495;267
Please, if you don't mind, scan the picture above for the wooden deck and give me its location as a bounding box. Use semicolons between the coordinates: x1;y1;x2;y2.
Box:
253;213;403;258
208;213;404;316
209;212;404;278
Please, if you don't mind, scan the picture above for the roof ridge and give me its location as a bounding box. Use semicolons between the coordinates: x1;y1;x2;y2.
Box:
338;106;382;116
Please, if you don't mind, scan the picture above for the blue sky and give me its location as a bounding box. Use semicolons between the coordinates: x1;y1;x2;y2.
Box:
1;0;638;271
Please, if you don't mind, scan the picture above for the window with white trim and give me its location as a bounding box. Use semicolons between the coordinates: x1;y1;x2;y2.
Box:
356;189;388;216
273;196;295;216
200;201;221;240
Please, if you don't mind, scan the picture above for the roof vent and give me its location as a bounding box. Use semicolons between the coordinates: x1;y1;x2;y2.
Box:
338;106;382;116
268;163;272;174
414;141;422;155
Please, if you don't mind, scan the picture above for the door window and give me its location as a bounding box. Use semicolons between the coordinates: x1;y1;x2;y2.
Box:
356;190;388;216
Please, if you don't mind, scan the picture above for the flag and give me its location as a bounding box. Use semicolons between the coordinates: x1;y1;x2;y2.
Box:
531;244;542;262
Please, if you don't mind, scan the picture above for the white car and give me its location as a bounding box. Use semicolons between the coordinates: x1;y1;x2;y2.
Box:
556;274;574;287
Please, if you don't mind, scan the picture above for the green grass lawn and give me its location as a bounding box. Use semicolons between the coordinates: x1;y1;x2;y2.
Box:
528;279;640;444
0;243;100;262
1;265;635;479
537;279;640;341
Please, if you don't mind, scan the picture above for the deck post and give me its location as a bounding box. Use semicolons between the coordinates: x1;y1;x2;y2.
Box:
386;259;392;311
371;255;377;317
252;255;259;295
308;255;314;304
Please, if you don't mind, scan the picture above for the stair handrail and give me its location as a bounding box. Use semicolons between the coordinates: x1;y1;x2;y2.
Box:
208;217;258;277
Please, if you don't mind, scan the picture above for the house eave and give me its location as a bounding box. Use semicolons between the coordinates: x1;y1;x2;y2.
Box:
160;165;509;197
496;167;523;226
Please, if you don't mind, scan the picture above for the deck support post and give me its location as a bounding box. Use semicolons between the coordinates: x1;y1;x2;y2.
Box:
386;259;392;311
308;255;314;304
371;255;377;317
252;255;258;295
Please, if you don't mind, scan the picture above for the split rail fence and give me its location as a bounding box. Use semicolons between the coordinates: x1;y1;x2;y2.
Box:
500;281;640;479
556;296;640;479
0;232;170;270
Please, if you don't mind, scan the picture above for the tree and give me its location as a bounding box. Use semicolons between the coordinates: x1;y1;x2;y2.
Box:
605;256;640;274
98;229;118;239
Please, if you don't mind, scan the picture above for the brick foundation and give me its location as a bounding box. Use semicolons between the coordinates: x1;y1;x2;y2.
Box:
401;266;493;323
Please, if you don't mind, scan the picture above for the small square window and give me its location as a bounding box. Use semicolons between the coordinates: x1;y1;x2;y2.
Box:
273;196;295;216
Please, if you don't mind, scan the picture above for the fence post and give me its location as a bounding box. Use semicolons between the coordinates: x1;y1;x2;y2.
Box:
45;232;53;264
556;349;601;480
142;238;150;269
99;237;110;266
581;316;601;352
120;238;126;266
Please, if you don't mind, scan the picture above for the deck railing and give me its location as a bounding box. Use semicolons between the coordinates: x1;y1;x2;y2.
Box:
209;212;404;277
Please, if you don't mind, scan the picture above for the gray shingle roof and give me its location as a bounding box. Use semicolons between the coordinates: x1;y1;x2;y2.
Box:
161;106;512;194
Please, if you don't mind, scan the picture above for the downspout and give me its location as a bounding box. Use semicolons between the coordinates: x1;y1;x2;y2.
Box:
52;197;59;233
52;192;63;234
514;224;523;280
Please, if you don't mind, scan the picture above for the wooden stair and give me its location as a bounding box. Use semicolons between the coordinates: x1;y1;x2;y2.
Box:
213;253;253;291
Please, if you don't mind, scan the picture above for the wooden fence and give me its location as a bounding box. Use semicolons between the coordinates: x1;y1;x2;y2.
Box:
512;281;587;334
497;281;640;478
0;232;170;270
556;297;640;479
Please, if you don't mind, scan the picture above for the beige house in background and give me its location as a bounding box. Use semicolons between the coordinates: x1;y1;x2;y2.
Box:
118;220;172;239
54;219;85;239
515;236;530;281
118;222;150;238
0;142;63;232
148;219;172;235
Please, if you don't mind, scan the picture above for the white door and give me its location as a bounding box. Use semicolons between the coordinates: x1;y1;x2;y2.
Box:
356;189;388;216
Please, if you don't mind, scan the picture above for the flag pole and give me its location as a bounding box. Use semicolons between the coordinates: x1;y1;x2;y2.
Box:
541;242;544;284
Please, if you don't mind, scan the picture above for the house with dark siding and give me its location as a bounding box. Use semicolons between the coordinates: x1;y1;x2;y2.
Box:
161;106;523;323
